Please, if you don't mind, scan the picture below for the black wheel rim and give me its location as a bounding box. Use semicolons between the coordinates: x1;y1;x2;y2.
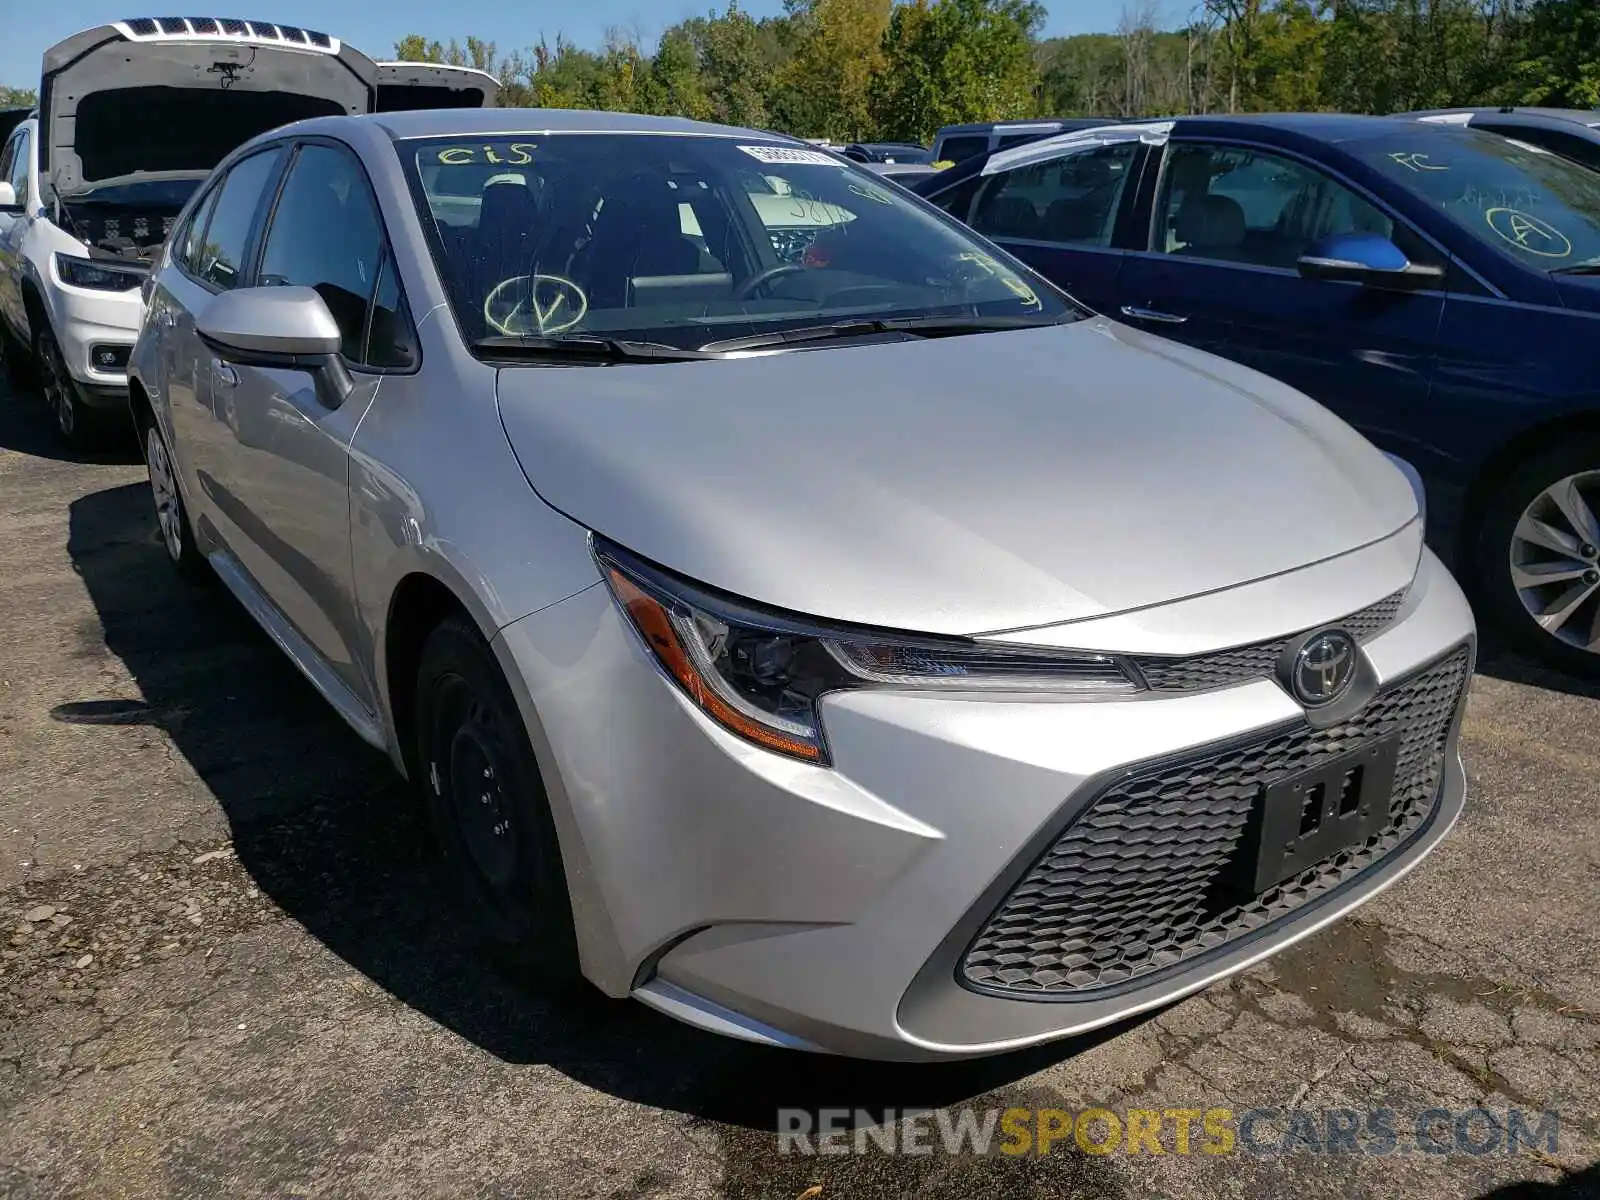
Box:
430;674;531;924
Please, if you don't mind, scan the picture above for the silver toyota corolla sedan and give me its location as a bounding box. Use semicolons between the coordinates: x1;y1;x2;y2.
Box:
128;108;1475;1061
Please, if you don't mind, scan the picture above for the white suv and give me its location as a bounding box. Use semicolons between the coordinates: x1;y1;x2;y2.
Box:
0;18;377;447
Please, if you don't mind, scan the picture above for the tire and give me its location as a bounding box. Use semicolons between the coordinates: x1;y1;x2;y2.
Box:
413;614;580;987
1474;436;1600;678
34;323;94;450
0;319;31;387
141;417;208;582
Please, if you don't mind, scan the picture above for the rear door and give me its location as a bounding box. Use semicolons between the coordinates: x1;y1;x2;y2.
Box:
1116;137;1445;427
945;133;1150;316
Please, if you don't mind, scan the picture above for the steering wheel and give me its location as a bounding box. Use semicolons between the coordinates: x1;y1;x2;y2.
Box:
484;274;589;336
734;262;808;301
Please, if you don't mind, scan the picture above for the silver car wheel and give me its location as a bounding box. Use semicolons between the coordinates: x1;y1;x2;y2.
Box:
1508;469;1600;654
146;426;184;562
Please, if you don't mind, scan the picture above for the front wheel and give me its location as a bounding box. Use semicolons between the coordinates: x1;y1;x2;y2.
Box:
413;615;580;986
143;421;208;582
1475;438;1600;677
34;324;92;450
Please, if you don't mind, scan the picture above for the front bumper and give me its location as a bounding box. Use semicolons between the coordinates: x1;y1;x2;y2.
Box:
494;534;1474;1061
45;276;140;392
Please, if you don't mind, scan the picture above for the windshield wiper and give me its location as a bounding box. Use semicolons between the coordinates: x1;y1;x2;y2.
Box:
696;313;1072;354
1551;261;1600;276
472;335;716;362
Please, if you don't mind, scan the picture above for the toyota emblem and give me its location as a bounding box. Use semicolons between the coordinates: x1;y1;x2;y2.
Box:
1292;630;1357;707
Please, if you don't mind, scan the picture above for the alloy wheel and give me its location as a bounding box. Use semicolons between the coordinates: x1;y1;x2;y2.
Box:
1508;469;1600;655
145;427;184;562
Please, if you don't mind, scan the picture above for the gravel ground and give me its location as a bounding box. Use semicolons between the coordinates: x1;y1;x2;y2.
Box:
0;373;1596;1200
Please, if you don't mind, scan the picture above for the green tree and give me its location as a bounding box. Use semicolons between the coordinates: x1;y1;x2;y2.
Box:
773;0;891;138
391;34;497;71
700;3;775;127
642;29;714;119
0;85;37;108
1515;0;1600;107
871;0;1046;143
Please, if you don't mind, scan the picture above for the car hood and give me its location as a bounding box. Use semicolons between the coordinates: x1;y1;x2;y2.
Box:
40;19;375;195
1554;274;1600;315
374;62;499;112
497;319;1418;636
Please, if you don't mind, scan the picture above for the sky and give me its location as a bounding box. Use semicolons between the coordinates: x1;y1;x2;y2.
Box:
1;0;1151;91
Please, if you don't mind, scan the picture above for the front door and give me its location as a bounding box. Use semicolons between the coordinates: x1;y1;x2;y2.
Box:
206;140;413;707
161;146;287;532
0;125;33;339
957;136;1146;316
1118;139;1444;432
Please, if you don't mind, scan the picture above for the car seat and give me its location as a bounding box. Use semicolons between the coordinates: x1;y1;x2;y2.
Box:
1174;194;1246;258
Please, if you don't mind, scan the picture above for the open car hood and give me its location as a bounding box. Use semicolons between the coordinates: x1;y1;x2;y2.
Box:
375;62;499;112
40;18;376;196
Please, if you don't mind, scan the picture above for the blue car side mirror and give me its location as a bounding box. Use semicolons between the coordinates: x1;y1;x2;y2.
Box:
1297;231;1445;291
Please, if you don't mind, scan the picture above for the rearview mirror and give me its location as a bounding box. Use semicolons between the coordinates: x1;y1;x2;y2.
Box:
0;180;19;213
1297;232;1444;291
197;286;353;407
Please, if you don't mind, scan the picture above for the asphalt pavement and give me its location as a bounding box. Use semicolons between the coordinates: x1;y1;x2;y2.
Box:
0;375;1596;1200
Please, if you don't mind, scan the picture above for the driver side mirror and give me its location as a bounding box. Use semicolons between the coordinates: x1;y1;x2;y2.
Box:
0;181;20;213
197;286;354;408
1297;231;1444;291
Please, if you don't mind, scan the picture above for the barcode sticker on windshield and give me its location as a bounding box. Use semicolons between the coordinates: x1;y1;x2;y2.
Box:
737;145;846;167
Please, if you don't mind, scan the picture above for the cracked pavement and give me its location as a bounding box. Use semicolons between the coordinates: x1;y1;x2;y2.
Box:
0;379;1597;1199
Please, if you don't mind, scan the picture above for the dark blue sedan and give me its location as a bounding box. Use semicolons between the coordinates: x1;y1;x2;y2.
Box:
915;113;1600;675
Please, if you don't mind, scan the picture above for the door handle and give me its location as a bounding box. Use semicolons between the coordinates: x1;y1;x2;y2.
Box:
211;358;239;388
1120;305;1189;325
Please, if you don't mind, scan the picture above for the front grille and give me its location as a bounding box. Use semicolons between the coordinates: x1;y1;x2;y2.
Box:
961;645;1469;997
1134;589;1406;693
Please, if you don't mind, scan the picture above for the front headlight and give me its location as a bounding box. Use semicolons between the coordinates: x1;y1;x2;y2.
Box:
55;253;146;293
596;540;1142;764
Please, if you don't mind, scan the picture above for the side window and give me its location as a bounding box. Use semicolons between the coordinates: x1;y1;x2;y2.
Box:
175;186;220;274
970;142;1138;246
257;143;405;366
8;129;30;199
1155;142;1438;272
996;132;1047;151
0;134;17;189
937;136;990;164
197;149;284;291
926;174;984;221
364;253;418;369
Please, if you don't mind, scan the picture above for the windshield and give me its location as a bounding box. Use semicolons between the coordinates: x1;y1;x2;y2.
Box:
1352;129;1600;270
399;133;1074;351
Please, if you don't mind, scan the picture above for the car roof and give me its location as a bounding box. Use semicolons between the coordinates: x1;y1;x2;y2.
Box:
1405;106;1600;127
1167;111;1442;141
368;107;785;141
909;112;1473;197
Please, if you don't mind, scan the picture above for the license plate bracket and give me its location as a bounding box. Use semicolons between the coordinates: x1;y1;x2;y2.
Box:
1251;737;1401;894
